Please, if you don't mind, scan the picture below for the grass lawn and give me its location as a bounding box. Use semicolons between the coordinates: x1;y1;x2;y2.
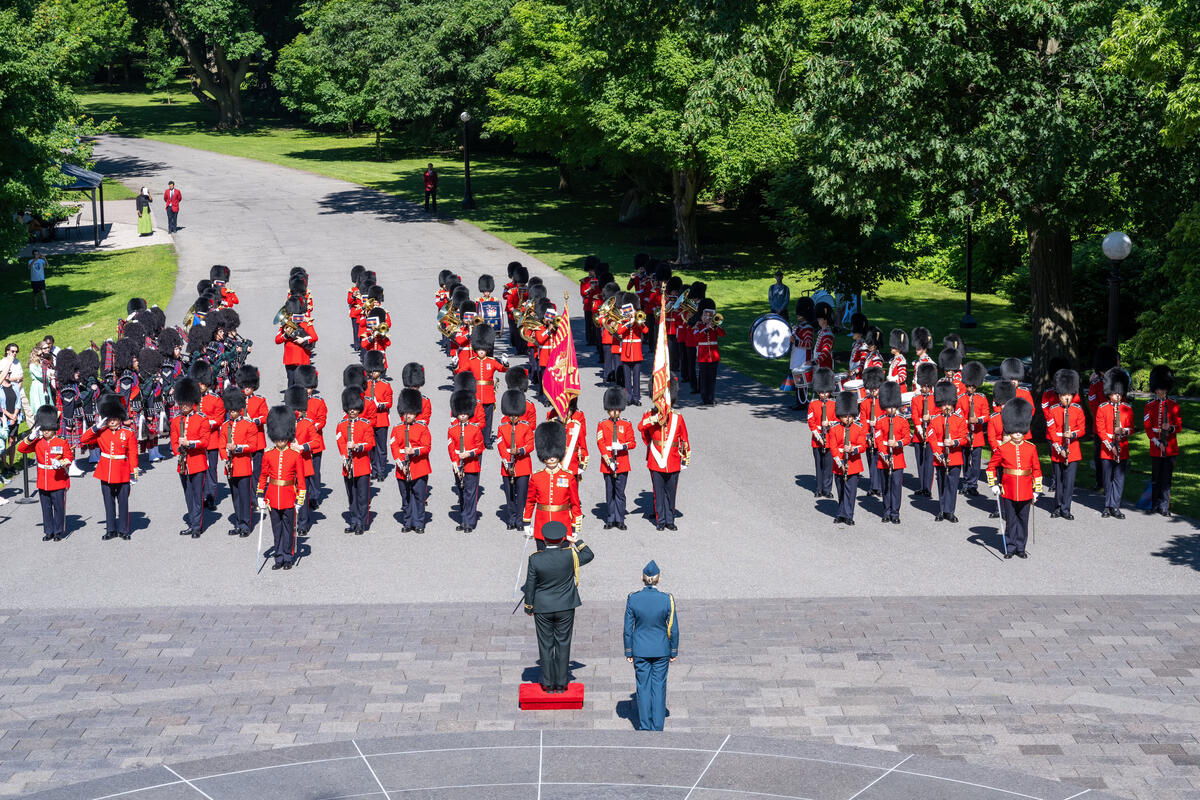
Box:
0;245;176;361
101;178;138;200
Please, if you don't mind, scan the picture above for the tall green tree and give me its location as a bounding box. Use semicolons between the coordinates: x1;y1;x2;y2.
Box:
32;0;136;84
798;0;1194;388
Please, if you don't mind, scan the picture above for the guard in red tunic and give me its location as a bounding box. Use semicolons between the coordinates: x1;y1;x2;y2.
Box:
887;329;908;392
401;362;432;425
1045;369;1085;521
219;387;257;537
363;351;393;480
285;387;319;535
1087;346;1119;488
938;346;964;395
391;389;433;533
276;296;317;388
874;382;911;524
986;380;1017;452
693;299;726;405
858;367;884;496
955;361;990;495
928;381;967;522
597;387;637;529
236;365;268;485
190;360;224;510
999;357;1035;407
506;264;530;356
295;365;327;506
637;381;690;531
596;282;621;382
506;368;538;427
807;368;837;499
348;265;366;347
1145;365;1182;517
532;298;560;398
524;422;582;548
1095;367;1134;518
170;378;211;537
336;388;374;534
828;390;866;525
80;394;139;540
580;258;601;346
987;397;1042;559
210;265;238;307
911;326;935;368
546;397;588;484
813;304;835;374
257;406;305;570
360;307;391;368
16;405;73;541
497;389;535;531
617;294;649;406
847;314;869;378
448;389;485;532
453;372;487;427
466;325;508;446
909;362;939;497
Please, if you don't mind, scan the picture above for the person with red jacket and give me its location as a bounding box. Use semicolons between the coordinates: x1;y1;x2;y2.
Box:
637;381;690;531
80;394;139;540
363;351;393;480
828;391;866;525
524;421;582;547
402;362;432;425
465;325;508;446
257;406;305;570
814;304;835;372
617;295;649;406
236;365;268;485
1044;369;1086;521
275;296;317;388
986;380;1017;452
171;378;211;538
191;360;224;511
1145;365;1182;517
597;387;637;529
17;405;73;541
546;397;588;484
955;361;990;495
505;368;538;428
1088;346;1120;489
162;180;182;233
423;163;438;212
531;299;560;397
285;387;319;535
218;387;257;538
392;389;432;533
999;358;1034;407
210;264;237;307
505;265;530;357
360;307;391;367
1095;367;1134;519
448;390;485;532
295;365;327;507
928;381;968;522
693;299;726;405
887;329;909;393
909;363;938;498
452;372;487;428
580;257;601;346
497;389;535;531
337;388;375;535
938;347;964;395
874;382;911;524
987;397;1042;559
858;367;885;496
807;368;837;499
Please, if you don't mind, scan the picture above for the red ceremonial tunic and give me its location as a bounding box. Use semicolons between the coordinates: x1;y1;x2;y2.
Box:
80;425;138;483
496;418;535;477
807;397;836;448
336;416;375;477
172;411;211;475
390;420;432;479
828;421;866;476
596;416;636;473
218;417;257;478
17;436;72;491
873;413;911;470
1095;401;1135;461
1144;397;1182;458
927;411;968;467
1044;402;1086;463
523;466;581;540
446;420;485;474
986;440;1042;501
638;410;689;473
258;447;303;508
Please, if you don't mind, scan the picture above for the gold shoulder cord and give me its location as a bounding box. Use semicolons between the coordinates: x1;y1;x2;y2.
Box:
571;546;580;586
667;594;675;638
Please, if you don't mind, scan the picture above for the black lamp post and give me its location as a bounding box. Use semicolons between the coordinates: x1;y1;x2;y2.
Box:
961;208;977;328
1102;231;1132;347
460;111;475;210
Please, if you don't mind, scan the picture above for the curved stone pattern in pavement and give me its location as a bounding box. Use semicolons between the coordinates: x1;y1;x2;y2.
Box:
23;731;1118;800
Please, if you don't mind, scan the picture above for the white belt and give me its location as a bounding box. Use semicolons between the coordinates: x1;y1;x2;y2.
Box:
698;342;717;347
36;463;61;470
100;453;126;460
622;339;641;344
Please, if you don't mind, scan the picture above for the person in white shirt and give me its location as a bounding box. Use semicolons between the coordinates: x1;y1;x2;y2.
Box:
28;250;49;309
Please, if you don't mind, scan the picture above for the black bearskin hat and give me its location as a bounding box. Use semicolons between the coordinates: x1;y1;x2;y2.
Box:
343;364;366;389
889;328;908;353
1054;369;1080;397
148;305;166;334
602;282;620;301
934;380;958;408
471;325;495;352
961;361;987;387
235;365;260;391
1002;397;1033;434
528;284;548;302
189;359;214;386
450;389;476;418
196;279;212;297
1149;365;1175;393
437;268;452;287
367;284;384;302
157;327;183;358
174;377;202;407
398;388;423;417
453;372;477;394
834;390;859;418
879;381;903;410
534;298;552;319
284;386;308;414
295;364;318;389
363;350;386;374
863;326;882;349
667;275;685;294
99;393;127;420
811;368;836;395
938;347;962;372
78;349;100;380
992;379;1016;407
138;347;162;379
862;366;885;391
1000;357;1025;383
944;333;966;361
288;275;307;296
54;348;80;385
814;302;833;323
911;326;932;352
209;264;230;282
506;367;529;392
603;387;627;411
450;285;471;307
266;405;296;442
127;297;147;316
1104;367;1130;397
535;421;567;462
222;309;240;331
507;261;521;279
351;264;367;283
915;362;938;388
512;264;529;284
458;300;478;318
1093;345;1119;374
402;362;425;388
500;389;525;418
34;404;59;431
114;338;138;372
698;298;716;313
222;386;246;412
850;312;869;335
284;296;307;316
122;320;146;346
478;274;495;293
341;387;364;413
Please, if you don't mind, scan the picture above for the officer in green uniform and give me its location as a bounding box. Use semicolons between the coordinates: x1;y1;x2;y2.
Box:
523;520;594;693
623;560;679;730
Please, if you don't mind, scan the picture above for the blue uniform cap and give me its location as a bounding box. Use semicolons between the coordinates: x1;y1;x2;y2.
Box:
542;521;568;541
643;560;660;577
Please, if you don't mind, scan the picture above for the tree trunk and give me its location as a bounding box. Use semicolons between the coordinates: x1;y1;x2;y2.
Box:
1028;222;1076;396
161;0;249;129
556;162;571;193
375;130;382;161
672;167;701;265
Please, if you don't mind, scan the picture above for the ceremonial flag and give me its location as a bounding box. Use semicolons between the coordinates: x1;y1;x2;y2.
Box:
651;286;671;417
543;295;581;419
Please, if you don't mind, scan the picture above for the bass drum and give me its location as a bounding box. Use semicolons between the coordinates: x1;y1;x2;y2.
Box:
749;313;791;359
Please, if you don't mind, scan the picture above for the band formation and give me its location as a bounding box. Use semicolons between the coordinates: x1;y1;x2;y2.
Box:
787;304;1180;558
19;255;728;569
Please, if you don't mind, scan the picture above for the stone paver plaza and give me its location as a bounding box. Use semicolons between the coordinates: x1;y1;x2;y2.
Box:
1;137;1198;799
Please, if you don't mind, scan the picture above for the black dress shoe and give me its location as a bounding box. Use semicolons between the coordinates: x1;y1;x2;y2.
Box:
228;528;241;536
204;498;217;510
1016;551;1028;559
1049;510;1061;519
965;488;981;497
456;524;465;531
42;534;53;541
191;531;201;538
1004;552;1014;559
414;527;425;534
239;531;250;537
355;527;364;535
53;535;63;541
933;513;943;522
401;525;412;533
891;517;901;524
283;563;293;570
272;562;283;570
1158;509;1171;517
945;514;958;523
666;523;677;531
656;524;665;531
179;529;192;536
845;518;855;526
102;532;115;540
1062;513;1074;521
617;523;627;530
344;526;356;533
464;526;475;532
120;533;131;540
833;516;845;524
1101;508;1112;518
603;523;612;530
1112;510;1125;519
989;511;1000;518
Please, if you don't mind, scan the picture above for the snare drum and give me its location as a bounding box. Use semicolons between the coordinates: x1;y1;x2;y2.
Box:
841;378;864;393
750;313;791;359
901;391;917;418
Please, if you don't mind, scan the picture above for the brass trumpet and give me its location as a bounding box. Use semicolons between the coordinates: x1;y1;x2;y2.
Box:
594;297;622;335
438;308;462;338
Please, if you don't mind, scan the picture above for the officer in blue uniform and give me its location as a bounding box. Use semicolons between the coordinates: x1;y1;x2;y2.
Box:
623;560;679;731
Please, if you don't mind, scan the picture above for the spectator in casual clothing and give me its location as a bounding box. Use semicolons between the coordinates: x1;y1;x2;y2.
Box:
28;250;49;309
768;270;790;322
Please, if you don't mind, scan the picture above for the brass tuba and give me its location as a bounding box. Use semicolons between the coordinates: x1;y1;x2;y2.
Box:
437;307;462;338
594;297;622;335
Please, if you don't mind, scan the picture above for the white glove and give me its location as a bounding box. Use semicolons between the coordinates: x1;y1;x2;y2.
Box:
28;425;41;439
257;496;266;510
523;525;534;539
499;354;510;367
990;484;1001;497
